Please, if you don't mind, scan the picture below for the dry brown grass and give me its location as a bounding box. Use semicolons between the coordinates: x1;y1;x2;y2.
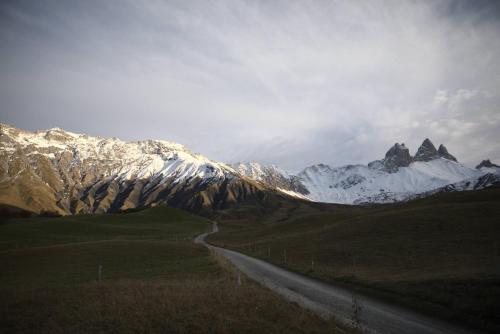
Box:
0;206;346;334
0;278;343;334
210;187;500;332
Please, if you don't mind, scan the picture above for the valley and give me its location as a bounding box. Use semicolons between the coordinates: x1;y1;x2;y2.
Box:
0;206;338;334
1;124;499;333
209;187;500;332
2;1;499;333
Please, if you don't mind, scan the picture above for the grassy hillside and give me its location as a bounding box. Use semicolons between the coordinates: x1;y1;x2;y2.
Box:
209;187;500;332
0;205;339;334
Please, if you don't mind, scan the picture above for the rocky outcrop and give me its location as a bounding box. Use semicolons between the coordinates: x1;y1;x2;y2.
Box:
383;143;412;172
367;139;460;172
476;159;500;169
437;144;457;162
368;143;411;173
413;138;440;162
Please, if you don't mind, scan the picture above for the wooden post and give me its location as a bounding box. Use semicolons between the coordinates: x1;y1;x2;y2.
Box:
237;272;242;286
98;264;103;282
351;293;362;328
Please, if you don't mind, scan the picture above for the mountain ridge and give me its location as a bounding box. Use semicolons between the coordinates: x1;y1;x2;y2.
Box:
1;123;499;215
235;138;500;204
0;123;295;215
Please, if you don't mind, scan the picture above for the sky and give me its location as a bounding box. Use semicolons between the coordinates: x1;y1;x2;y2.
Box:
1;0;500;171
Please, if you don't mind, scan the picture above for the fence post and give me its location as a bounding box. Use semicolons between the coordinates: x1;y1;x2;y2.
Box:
351;293;362;328
98;264;103;283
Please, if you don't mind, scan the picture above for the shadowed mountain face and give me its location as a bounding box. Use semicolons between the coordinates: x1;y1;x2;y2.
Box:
1;124;499;215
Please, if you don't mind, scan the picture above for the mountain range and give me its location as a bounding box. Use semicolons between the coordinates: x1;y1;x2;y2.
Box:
1;123;499;215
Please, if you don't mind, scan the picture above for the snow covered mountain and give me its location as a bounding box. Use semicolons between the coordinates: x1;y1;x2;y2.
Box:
231;162;308;198
298;157;492;204
1;124;498;215
301;139;499;203
0;124;286;215
236;139;500;204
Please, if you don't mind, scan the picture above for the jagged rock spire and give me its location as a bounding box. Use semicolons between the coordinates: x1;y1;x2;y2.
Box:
382;143;411;173
437;144;457;162
413;138;440;162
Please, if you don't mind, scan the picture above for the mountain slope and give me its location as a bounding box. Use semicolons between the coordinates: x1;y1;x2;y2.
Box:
298;158;488;204
231;162;309;197
296;139;498;204
0;124;288;215
209;187;500;332
236;139;500;204
1;124;498;214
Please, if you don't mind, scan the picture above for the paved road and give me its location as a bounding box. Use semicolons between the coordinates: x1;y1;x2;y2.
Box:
195;222;479;334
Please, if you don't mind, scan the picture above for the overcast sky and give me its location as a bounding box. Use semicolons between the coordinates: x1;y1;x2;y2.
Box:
1;0;500;171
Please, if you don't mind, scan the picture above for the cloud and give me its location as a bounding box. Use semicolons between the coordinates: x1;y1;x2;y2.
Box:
1;0;500;170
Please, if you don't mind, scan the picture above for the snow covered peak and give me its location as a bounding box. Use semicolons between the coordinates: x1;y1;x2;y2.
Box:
301;163;334;174
1;124;236;184
232;162;288;180
295;139;492;204
2;124;497;210
43;127;80;141
231;162;309;196
232;162;264;180
298;157;485;204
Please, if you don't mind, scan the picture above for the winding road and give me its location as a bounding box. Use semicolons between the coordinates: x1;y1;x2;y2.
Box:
195;222;479;334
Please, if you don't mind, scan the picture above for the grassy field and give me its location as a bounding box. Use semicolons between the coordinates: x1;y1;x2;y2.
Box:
209;187;500;332
0;205;340;334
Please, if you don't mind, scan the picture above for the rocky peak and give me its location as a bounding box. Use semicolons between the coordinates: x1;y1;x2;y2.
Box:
381;142;411;173
233;162;309;195
43;128;76;142
437;144;457;162
476;159;500;169
413;138;440;162
385;143;408;157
